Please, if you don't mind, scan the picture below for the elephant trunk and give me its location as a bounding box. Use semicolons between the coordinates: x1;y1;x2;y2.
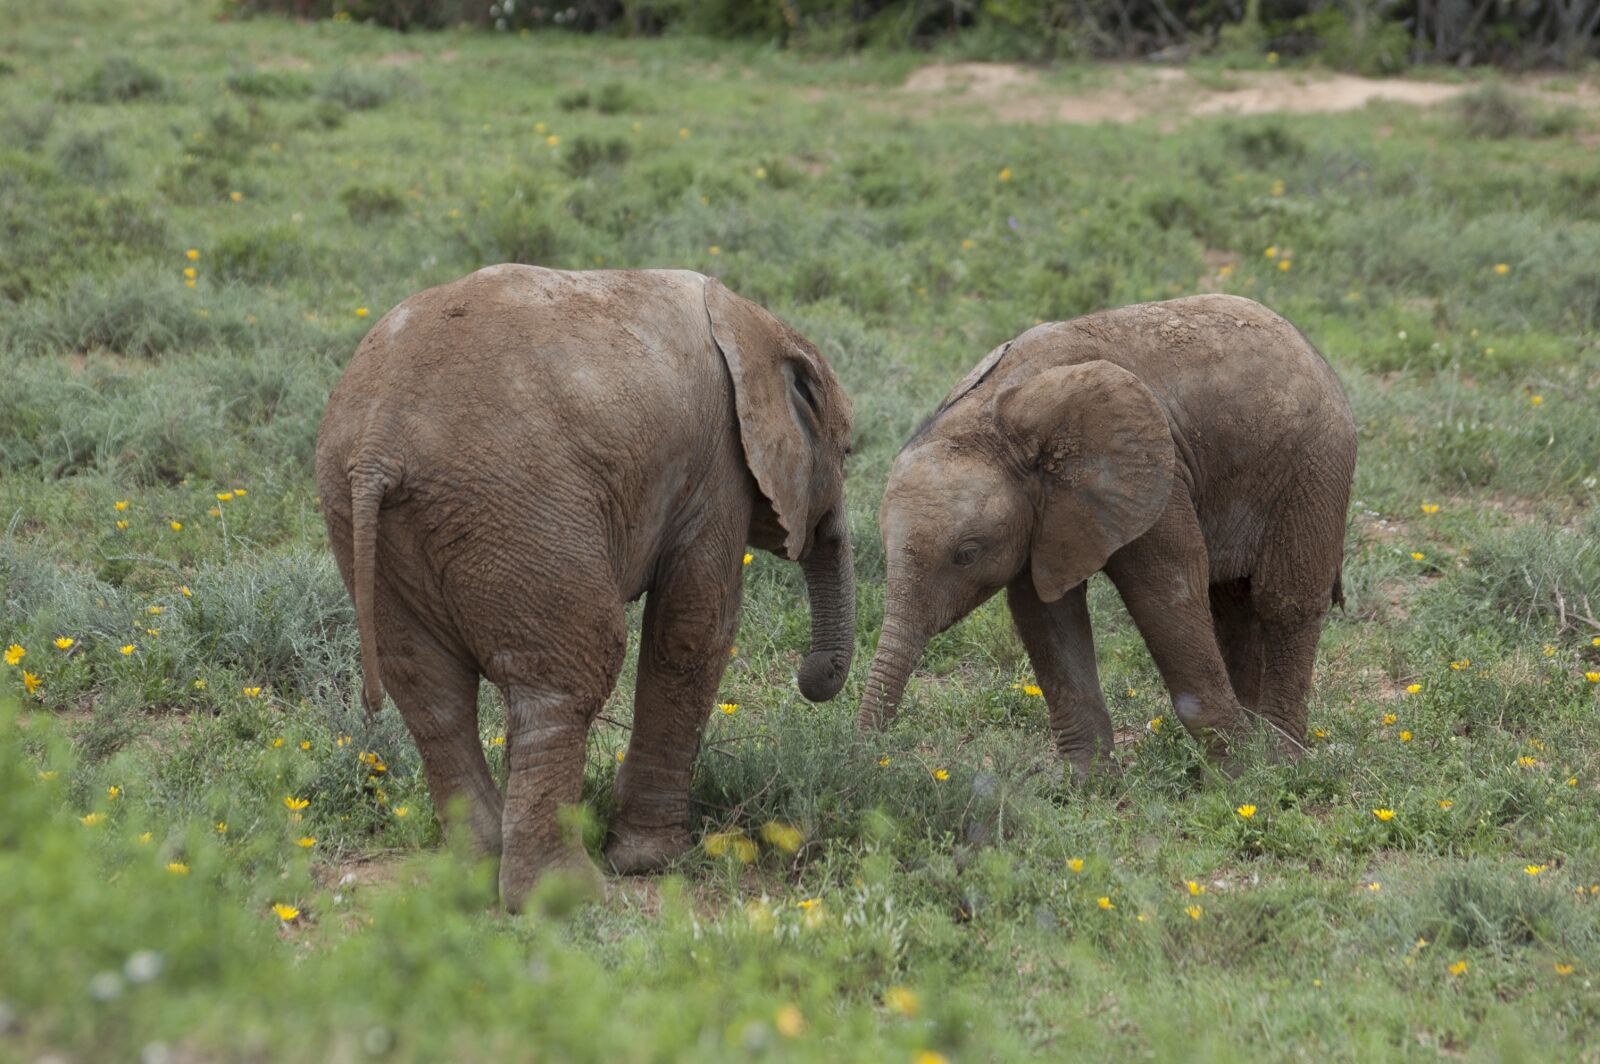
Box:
795;507;855;703
855;605;927;731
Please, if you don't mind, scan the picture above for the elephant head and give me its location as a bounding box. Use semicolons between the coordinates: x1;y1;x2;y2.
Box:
857;358;1174;729
706;279;856;702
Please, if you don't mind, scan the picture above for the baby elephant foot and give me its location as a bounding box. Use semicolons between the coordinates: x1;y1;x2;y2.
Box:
604;823;693;875
500;847;603;915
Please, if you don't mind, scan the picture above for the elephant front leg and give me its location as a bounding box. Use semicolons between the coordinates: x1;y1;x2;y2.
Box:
606;546;742;875
1006;576;1114;781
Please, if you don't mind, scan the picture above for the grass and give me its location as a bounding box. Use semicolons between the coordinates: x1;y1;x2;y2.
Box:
3;1;1600;1059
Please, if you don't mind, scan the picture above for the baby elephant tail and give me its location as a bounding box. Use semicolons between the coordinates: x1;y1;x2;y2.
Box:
1332;568;1345;611
348;468;391;715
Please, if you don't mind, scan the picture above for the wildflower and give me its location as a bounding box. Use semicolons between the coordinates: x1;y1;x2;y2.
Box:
754;167;767;179
1525;864;1547;876
774;1006;804;1038
1421;504;1439;514
707;245;720;256
1067;858;1084;874
215;821;227;834
233;488;247;497
283;796;309;811
1271;178;1285;196
1530;395;1543;407
1438;799;1454;810
116;520;129;530
1593;637;1600;647
193;678;206;690
1264;246;1278;259
719;702;738;715
1406;684;1422;694
1313;728;1328;739
1448;960;1469;976
1585;672;1600;683
138;832;153;844
108;786;121;800
885;986;919;1017
998;167;1012;182
1373;808;1395;822
54;637;74;650
336;735;351;747
4;644;23;665
183;267;196;280
797;897;820;911
1127;687;1138;697
1567;777;1578;787
1367;882;1381;892
296;836;316;848
1277;259;1292;272
393;806;410;818
1218;264;1233;278
932;768;949;781
23;671;42;694
179;586;191;597
491;736;505;746
1518;756;1539;768
1236;804;1257;819
120;645;135;656
1097;896;1115;910
915;1053;951;1064
877;756;890;767
760;821;804;853
37;770;57;781
960;238;975;251
186;248;199;261
243;687;262;698
81;813;103;826
1555;963;1575;976
1382;713;1397;725
272;903;300;922
678;127;690;138
1493;263;1509;275
299;740;310;750
356;307;369;318
615;751;625;763
1186;905;1202;920
169;521;183;532
185;279;197;289
166;862;190;875
229;191;243;202
115;500;129;511
1187;880;1205;896
1022;684;1043;696
742;552;752;565
1543;644;1557;657
208;508;221;518
1450;660;1470;671
1149;717;1163;731
1410;552;1425;561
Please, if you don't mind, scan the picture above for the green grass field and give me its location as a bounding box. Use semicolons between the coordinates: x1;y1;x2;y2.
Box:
4;2;1600;1059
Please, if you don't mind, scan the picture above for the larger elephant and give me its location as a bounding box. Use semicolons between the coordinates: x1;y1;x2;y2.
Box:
857;295;1355;773
316;265;855;909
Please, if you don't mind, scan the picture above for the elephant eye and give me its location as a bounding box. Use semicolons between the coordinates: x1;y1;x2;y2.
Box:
953;543;980;567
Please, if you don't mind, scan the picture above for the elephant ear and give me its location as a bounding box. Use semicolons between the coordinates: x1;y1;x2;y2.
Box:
705;278;833;561
993;361;1175;602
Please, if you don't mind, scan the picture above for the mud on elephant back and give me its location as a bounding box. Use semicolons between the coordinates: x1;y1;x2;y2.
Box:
857;294;1357;777
316;264;856;911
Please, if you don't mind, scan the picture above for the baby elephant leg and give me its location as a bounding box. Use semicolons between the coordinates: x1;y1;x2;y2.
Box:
1006;576;1114;781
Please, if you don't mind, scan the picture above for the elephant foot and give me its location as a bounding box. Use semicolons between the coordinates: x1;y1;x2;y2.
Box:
604;823;693;875
499;847;603;916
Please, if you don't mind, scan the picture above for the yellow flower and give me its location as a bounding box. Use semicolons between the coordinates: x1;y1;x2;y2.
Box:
760;821;804;853
1382;713;1397;725
54;637;74;650
1530;395;1543;407
915;1053;951;1064
169;521;183;532
283;796;309;811
1187;880;1205;896
932;768;949;781
1186;904;1202;920
208;508;221;518
108;786;121;800
1313;727;1328;738
543;134;560;147
1067;858;1084;874
754;167;767;179
1264;246;1278;259
167;862;190;875
138;831;153;844
1593;637;1600;647
997;167;1012;182
1236;804;1257;819
193;678;206;690
1406;683;1422;694
960;238;975;250
1022;684;1043;696
1373;808;1395;822
1448;960;1469;976
774;1005;804;1039
1277;259;1292;272
299;740;311;751
1271;178;1285;196
1410;552;1425;561
1566;777;1577;787
4;644;23;665
296;836;316;848
1493;263;1509;275
179;586;191;597
616;750;626;763
37;769;57;781
1525;864;1547;876
885;985;919;1017
393;806;410;817
742;552;752;565
877;756;890;767
1400;731;1413;742
797;897;820;910
23;671;42;694
81;812;103;826
491;735;505;746
186;248;200;261
183;267;197;280
120;645;135;656
1367;881;1381;892
229;191;243;202
1097;896;1115;910
215;821;227;834
272;903;300;922
336;735;351;747
1438;799;1454;810
233;488;247;497
1518;755;1539;768
678;127;690;139
1554;963;1575;976
244;687;262;698
185;279;197;289
1217;264;1233;279
114;500;129;511
1450;660;1470;671
1542;644;1557;657
1585;672;1600;683
1421;504;1440;514
1148;717;1163;731
116;520;129;530
708;245;720;256
719;702;738;715
355;307;369;318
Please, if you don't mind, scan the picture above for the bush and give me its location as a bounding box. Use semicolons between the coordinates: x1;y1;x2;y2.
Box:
63;56;165;103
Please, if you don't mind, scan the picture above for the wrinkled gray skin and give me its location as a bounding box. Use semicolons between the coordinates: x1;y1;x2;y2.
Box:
317;266;855;911
859;295;1356;774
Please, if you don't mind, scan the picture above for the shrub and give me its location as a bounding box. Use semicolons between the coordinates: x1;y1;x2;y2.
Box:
63;56;165;103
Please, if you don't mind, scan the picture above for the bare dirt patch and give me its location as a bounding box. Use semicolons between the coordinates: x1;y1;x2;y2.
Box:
895;62;1596;125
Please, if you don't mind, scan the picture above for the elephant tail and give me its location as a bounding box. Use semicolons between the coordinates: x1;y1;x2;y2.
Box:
349;467;391;715
1331;568;1345;611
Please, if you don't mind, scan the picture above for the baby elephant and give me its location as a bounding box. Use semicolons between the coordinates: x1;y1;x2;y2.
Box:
317;265;855;909
858;294;1355;773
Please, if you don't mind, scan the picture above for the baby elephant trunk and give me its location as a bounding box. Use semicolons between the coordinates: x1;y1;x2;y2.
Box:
855;603;927;731
796;507;855;702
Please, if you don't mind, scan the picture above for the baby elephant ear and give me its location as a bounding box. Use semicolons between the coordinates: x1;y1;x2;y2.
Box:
993;361;1175;602
705;278;832;561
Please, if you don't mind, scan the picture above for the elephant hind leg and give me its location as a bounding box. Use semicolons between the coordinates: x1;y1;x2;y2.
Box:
1209;579;1263;710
